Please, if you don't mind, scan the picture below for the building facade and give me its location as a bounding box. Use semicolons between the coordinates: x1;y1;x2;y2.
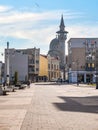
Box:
39;54;48;81
19;48;40;82
47;55;60;81
5;47;40;83
48;15;68;75
5;49;28;82
68;38;98;83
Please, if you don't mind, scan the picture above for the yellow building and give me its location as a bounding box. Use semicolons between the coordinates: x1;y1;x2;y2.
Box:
39;54;48;81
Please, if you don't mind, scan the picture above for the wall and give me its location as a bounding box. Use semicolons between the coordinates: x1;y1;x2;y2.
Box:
39;55;48;77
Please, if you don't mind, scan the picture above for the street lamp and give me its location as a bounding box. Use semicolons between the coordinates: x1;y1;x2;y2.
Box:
73;59;79;86
6;42;10;86
76;60;79;86
75;59;79;86
95;48;98;89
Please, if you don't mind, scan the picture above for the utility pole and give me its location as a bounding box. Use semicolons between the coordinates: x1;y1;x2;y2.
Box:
6;42;10;86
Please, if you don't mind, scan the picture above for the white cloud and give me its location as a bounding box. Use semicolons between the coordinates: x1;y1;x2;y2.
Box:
0;5;12;12
0;8;82;41
0;5;98;61
0;9;83;24
67;25;98;40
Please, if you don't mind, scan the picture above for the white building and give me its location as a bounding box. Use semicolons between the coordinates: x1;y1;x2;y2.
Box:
5;49;28;82
5;47;40;83
18;48;40;82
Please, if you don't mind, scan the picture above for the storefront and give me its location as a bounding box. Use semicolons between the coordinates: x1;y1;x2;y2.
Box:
68;70;96;83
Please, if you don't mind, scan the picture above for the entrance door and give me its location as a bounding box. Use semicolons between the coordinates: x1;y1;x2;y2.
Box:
86;74;93;84
78;74;84;83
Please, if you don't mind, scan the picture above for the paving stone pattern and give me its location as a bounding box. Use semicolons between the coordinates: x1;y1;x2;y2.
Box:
0;83;98;130
20;84;98;130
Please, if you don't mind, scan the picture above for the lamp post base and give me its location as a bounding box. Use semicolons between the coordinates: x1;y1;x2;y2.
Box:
96;83;98;89
77;82;79;86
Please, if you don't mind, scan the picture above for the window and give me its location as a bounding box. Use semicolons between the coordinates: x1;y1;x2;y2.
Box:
51;64;53;69
36;60;39;64
54;65;56;70
92;63;95;68
36;68;39;71
48;64;50;69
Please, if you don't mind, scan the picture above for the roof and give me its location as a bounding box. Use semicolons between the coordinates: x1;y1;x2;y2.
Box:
40;54;47;58
67;38;98;47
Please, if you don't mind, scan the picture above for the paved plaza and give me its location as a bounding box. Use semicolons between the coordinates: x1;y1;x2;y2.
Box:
0;83;98;130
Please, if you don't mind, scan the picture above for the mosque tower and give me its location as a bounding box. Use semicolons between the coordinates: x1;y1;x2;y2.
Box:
48;15;68;70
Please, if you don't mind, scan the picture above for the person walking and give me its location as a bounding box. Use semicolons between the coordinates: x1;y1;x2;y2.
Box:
27;80;30;88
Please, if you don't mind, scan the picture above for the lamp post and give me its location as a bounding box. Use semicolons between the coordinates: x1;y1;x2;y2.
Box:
96;73;98;89
87;53;94;84
63;64;66;81
95;49;98;89
76;59;79;86
6;42;10;86
72;59;79;85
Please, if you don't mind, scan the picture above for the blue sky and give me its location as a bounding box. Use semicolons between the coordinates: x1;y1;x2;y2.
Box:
0;0;98;61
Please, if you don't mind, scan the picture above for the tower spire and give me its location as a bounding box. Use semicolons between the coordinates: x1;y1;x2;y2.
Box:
60;14;65;28
56;15;68;34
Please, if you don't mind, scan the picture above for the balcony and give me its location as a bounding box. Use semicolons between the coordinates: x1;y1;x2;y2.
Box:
28;61;34;66
28;70;35;74
86;60;95;64
85;67;95;71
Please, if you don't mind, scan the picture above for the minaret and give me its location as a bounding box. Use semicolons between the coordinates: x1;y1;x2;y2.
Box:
48;15;68;80
60;14;65;31
56;15;68;67
56;15;68;41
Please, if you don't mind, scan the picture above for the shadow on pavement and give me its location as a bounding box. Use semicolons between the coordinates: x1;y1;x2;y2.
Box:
53;96;98;113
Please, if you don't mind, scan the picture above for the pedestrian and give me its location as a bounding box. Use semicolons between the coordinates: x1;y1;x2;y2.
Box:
3;81;6;87
60;78;62;84
27;80;30;88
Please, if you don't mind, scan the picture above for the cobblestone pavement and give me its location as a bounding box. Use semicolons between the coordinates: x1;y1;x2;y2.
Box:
0;83;98;130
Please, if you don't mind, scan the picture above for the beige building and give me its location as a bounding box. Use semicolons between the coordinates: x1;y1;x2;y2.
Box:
68;38;98;83
47;55;60;81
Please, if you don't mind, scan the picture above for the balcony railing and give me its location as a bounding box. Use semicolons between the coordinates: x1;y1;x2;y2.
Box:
28;61;35;66
85;67;95;71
